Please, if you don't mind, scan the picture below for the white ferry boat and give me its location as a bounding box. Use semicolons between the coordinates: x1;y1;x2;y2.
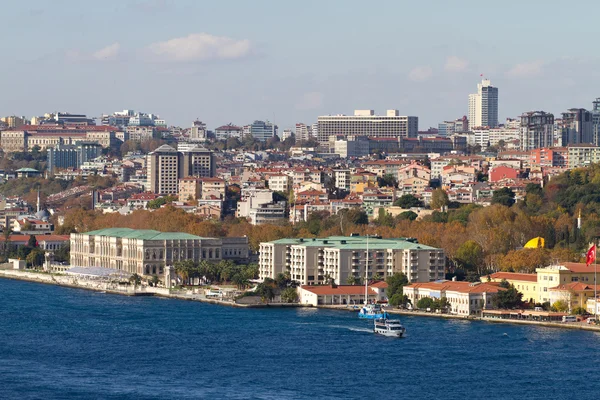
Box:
374;318;406;337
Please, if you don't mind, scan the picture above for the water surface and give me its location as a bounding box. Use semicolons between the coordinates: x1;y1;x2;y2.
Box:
0;279;598;399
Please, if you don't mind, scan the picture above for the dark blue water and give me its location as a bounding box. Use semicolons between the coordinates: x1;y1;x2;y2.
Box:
1;279;599;400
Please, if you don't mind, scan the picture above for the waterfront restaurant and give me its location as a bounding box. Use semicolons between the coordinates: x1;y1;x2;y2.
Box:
298;285;378;306
482;309;567;322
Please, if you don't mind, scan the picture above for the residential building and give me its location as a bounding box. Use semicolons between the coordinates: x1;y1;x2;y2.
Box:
334;169;351;191
258;235;445;286
317;110;418;149
243;120;277;142
247;202;286;225
147;145;180;195
333;135;370;158
520;111;555;151
592;98;600;145
47;142;103;174
559;108;593;145
567;144;600;168
468;79;499;129
295;123;312;142
178;177;202;201
199;177;226;200
268;174;292;192
70;228;249;276
403;281;503;316
530;147;568;168
190;120;207;141
147;145;215;195
126;126;158;141
215;124;243;140
12;218;53;234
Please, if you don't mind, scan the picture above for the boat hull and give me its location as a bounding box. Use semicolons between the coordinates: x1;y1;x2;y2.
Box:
358;313;386;319
374;327;405;337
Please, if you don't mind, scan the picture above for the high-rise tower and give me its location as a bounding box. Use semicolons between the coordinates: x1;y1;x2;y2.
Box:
468;79;499;130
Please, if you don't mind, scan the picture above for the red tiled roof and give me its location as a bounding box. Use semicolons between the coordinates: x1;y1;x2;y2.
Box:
406;281;503;294
549;282;600;292
489;272;537;282
562;263;596;273
0;235;69;243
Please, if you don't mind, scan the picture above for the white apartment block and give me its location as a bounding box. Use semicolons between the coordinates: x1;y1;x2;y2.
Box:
268;174;292;192
259;236;445;286
317;110;418;148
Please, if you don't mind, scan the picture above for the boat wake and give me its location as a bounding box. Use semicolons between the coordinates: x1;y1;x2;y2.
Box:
327;324;372;333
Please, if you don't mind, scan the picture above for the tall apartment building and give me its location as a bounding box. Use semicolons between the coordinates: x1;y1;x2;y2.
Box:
317;110;418;149
243;120;277;142
592;98;600;145
559;108;593;145
259;235;445;286
47;142;103;174
468;79;499;129
147;145;180;195
520;111;555;151
147;145;215;195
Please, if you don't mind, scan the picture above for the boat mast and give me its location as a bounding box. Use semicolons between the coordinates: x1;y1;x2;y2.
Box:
364;234;369;305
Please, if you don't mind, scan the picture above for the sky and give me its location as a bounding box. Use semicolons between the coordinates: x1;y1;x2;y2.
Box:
2;0;600;131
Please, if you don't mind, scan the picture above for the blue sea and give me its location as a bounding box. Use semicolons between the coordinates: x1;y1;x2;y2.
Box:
0;278;599;400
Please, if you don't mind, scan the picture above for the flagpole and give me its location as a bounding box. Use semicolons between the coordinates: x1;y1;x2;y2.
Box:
595;242;598;322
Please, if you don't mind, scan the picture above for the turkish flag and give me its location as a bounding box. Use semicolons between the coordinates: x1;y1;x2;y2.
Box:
586;244;596;266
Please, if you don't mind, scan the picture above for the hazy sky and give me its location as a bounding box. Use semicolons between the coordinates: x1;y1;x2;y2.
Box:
2;0;600;130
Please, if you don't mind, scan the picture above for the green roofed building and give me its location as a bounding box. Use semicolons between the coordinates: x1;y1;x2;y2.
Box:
70;228;249;276
259;235;445;286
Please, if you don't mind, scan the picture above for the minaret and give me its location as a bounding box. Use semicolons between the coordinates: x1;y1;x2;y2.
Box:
37;190;40;213
578;210;582;230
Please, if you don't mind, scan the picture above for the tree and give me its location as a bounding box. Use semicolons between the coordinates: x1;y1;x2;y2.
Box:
129;273;142;287
27;235;37;248
491;187;516;207
493;285;522;309
551;300;569;312
347;275;361;285
53;243;70;263
150;275;160;287
455;240;484;271
416;297;434;310
430;189;449;210
281;287;299;303
256;280;276;303
394;194;423;209
389;293;410;307
386;273;408;299
26;247;44;267
397;211;418;221
377;174;398;188
571;306;587;315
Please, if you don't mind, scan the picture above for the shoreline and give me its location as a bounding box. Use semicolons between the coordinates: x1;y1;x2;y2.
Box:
2;269;600;332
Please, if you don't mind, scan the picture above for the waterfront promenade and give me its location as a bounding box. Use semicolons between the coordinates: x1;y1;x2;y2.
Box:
1;268;599;332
